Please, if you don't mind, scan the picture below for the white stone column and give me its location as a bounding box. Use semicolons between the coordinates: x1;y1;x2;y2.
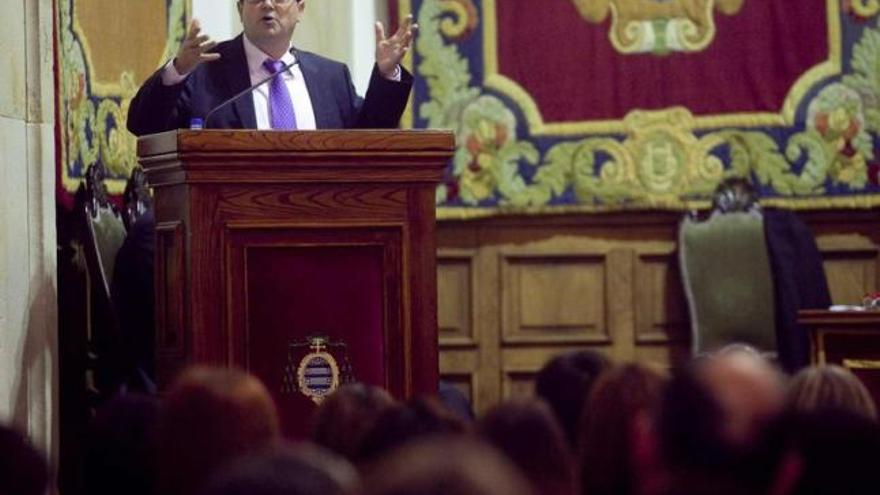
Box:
0;0;59;481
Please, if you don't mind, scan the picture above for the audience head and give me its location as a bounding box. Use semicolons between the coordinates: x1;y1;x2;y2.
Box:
83;394;160;495
201;442;359;495
535;350;610;451
362;437;534;495
158;366;281;495
477;398;574;495
310;383;395;460
658;350;787;493
0;424;49;495
438;380;475;422
355;396;468;464
580;363;667;495
699;348;786;448
787;364;877;421
784;408;880;495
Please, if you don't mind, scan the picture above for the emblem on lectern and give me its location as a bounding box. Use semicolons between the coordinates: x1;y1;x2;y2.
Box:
281;335;354;404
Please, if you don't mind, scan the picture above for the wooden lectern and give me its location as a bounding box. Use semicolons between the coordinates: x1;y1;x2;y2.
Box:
137;130;454;436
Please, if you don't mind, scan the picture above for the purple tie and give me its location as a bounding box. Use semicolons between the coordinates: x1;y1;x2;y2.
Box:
262;59;297;130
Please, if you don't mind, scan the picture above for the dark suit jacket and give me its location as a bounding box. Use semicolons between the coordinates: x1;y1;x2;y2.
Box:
763;209;831;372
127;34;412;136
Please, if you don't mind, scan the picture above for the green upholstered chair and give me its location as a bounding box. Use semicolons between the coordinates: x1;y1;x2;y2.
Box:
679;211;777;355
84;164;127;301
82;163;128;398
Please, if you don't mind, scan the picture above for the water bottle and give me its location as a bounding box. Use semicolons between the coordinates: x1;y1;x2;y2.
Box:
189;118;204;130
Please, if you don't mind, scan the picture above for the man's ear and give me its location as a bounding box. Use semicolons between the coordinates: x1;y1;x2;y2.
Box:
236;1;243;18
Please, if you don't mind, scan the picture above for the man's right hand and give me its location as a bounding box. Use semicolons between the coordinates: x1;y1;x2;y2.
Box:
173;19;221;75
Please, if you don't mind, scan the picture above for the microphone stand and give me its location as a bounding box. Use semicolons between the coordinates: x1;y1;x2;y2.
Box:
203;48;300;129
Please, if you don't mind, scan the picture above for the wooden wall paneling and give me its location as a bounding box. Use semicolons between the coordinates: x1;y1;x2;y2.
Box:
606;249;637;360
816;233;880;305
437;249;481;410
633;244;691;367
438;350;479;407
499;250;611;345
437;250;477;347
436;210;880;414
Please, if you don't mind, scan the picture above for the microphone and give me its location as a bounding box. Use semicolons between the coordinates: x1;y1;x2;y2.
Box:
202;48;300;129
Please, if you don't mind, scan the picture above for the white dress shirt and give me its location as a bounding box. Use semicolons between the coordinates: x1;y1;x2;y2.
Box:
241;35;316;130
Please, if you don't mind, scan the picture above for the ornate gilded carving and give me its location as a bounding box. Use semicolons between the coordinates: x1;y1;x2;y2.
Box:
570;0;746;54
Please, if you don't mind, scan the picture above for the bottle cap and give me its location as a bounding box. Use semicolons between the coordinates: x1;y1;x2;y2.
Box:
189;118;204;130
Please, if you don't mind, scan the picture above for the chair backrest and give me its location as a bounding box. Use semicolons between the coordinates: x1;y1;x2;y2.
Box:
83;163;127;303
711;177;760;214
122;166;153;231
679;211;777;355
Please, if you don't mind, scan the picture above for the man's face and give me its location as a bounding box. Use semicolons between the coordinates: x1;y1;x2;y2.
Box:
238;0;304;47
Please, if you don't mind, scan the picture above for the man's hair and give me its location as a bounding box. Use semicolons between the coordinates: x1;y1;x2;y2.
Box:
580;364;667;495
787;364;878;420
477;399;574;495
202;443;359;495
158;366;281;495
362;437;534;495
310;383;395;460
534;350;610;451
354;396;469;464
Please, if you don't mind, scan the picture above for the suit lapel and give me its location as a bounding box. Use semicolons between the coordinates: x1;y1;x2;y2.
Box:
224;35;257;129
298;52;335;129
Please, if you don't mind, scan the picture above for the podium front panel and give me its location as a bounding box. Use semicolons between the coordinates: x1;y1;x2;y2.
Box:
226;226;404;437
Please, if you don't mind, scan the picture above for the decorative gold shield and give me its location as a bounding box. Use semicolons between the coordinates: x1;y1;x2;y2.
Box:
570;0;746;54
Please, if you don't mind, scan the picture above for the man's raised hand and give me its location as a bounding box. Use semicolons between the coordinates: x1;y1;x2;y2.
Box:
375;15;418;78
173;19;221;75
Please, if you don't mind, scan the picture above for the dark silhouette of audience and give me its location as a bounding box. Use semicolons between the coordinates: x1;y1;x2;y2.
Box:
82;394;160;495
362;437;534;495
579;363;667;495
477;399;575;495
200;443;359;495
13;343;880;495
310;383;395;461
354;396;469;466
657;351;788;494
157;366;281;495
535;350;610;452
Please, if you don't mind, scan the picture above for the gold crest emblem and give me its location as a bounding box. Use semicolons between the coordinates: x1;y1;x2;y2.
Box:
570;0;746;55
281;336;353;405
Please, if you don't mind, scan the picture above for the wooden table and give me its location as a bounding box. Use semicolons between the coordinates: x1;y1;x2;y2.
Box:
798;309;880;406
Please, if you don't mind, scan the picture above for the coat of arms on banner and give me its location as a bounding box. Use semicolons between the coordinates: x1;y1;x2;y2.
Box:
281;336;355;404
570;0;746;54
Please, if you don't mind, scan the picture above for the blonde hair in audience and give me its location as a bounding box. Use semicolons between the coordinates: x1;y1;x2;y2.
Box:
788;365;877;420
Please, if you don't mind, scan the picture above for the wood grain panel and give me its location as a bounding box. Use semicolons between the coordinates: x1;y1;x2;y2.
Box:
501;254;609;344
818;236;879;305
635;250;689;344
437;251;477;347
439;350;480;412
154;221;185;357
502;370;538;401
216;186;409;222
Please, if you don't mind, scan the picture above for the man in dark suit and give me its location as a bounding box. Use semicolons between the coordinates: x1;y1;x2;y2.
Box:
127;0;416;136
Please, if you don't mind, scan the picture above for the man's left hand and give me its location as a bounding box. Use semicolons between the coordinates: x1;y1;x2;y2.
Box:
375;15;418;79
